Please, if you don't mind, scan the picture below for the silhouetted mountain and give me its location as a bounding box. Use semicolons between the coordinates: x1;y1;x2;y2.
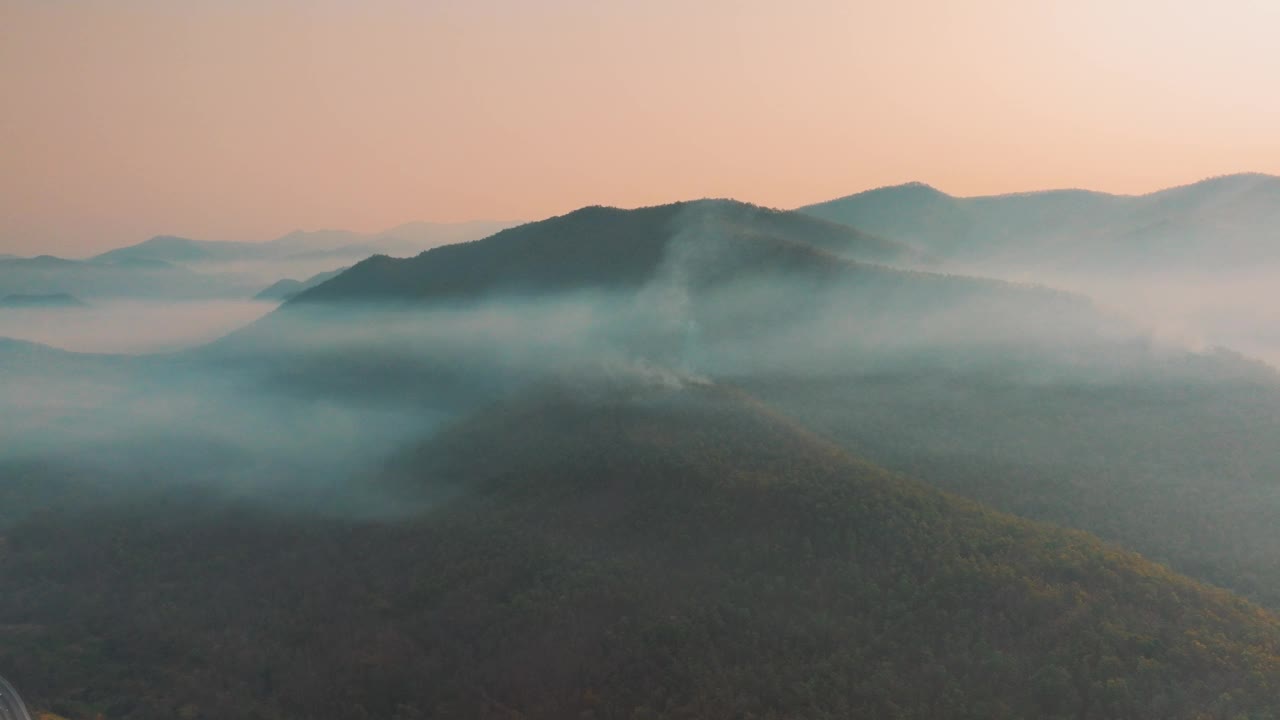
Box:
253;267;348;302
0;254;257;300
0;292;86;308
801;173;1280;270
207;198;1116;410
92;235;249;264
211;194;1280;620
93;221;520;267
6;383;1280;719
291;200;924;304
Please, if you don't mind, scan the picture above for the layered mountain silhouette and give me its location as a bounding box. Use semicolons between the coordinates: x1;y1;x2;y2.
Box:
0;254;257;300
94;220;518;267
801;173;1280;270
253;267;348;302
8;191;1280;719
290;200;927;304
212;198;1120;408
207;196;1280;614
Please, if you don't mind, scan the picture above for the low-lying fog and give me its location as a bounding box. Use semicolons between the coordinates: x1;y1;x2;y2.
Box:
4;212;1278;526
0;300;277;354
958;264;1280;369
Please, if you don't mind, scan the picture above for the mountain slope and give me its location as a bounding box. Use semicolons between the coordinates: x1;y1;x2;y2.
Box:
746;357;1280;609
209;197;1116;410
209;193;1280;620
800;173;1280;269
252;267;347;302
292;200;925;304
6;383;1280;719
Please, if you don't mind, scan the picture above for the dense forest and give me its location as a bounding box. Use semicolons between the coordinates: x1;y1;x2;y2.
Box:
5;385;1280;719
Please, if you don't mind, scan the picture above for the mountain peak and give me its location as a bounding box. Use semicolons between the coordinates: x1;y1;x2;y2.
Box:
286;200;919;305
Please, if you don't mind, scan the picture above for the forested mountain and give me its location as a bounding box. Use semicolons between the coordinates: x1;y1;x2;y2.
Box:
253;268;348;302
8;193;1280;719
5;384;1280;719
291;200;925;304
207;195;1280;616
800;173;1280;270
212;198;1115;411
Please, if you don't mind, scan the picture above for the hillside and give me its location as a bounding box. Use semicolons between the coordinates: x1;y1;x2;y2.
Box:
209;197;1119;413
206;194;1280;618
5;383;1280;719
266;198;1105;371
253;267;347;302
800;173;1280;269
291;200;924;304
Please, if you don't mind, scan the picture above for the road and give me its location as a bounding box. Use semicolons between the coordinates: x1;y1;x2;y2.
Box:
0;675;32;720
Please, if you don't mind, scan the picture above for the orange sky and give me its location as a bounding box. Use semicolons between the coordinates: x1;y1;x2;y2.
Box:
2;0;1278;256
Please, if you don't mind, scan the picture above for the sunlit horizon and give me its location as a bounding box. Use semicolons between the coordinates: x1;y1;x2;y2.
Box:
4;0;1278;255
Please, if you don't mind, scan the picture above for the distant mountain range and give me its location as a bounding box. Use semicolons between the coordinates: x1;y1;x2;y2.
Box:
92;220;518;266
800;172;1280;271
0;254;260;300
0;220;518;301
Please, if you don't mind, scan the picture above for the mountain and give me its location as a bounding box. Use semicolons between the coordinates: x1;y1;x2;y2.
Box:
0;292;87;308
253;267;348;302
270;221;519;259
213;194;1280;618
0;255;258;300
291;200;926;304
5;383;1280;719
209;197;1112;408
10;195;1280;718
93;221;520;267
745;351;1280;608
0;219;520;302
91;235;255;264
800;173;1280;270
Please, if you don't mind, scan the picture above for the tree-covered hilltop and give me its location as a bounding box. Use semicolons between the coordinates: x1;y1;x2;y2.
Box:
288;200;923;305
5;383;1280;719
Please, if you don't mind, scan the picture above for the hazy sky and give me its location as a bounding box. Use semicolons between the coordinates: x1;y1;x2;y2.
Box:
3;0;1278;256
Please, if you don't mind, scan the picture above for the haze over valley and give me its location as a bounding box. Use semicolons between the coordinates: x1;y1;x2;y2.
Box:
4;1;1280;718
5;182;1280;717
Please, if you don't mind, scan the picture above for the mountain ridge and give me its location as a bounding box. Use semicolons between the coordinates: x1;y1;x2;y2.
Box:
800;173;1280;269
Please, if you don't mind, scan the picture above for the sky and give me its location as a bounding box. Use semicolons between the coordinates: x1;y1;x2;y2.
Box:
2;0;1278;256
